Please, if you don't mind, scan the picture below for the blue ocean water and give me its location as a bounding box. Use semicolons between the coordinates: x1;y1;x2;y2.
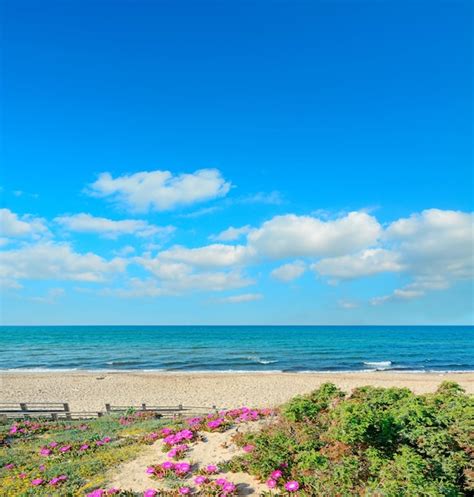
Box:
0;326;473;373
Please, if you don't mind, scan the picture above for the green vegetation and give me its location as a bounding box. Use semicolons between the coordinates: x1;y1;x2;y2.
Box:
228;382;474;496
1;383;473;496
0;411;169;496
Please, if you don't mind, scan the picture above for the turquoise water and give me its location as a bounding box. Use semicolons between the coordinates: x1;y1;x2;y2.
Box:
0;326;473;372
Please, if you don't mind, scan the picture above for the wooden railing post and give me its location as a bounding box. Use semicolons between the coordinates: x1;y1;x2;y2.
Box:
20;403;28;419
105;403;111;413
141;403;147;411
63;403;71;420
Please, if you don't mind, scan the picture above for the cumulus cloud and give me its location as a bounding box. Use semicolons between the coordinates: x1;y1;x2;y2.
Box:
210;225;252;242
158;244;251;268
86;168;231;212
133;253;254;295
313;249;404;280
219;293;263;303
55;213;174;239
0;242;126;288
386;209;473;281
0;208;48;239
271;260;306;282
369;209;474;304
247;212;382;259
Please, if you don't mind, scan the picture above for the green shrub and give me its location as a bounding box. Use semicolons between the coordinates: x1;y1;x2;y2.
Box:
232;381;473;496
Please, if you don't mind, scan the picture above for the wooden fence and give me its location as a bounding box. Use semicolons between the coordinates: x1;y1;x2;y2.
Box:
0;402;220;421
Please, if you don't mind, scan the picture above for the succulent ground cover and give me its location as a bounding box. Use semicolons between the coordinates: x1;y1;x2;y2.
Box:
1;382;472;496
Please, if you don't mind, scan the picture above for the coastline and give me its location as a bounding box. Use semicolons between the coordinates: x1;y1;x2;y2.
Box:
1;371;472;412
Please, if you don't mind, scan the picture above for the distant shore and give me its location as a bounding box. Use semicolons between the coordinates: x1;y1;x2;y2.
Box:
1;371;473;412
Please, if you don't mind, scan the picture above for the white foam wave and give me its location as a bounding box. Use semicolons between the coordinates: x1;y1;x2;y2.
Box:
363;361;392;370
246;355;278;365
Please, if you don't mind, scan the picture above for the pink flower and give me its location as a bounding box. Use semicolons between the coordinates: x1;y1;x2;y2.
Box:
146;466;156;474
144;490;158;497
80;444;89;451
216;478;228;486
178;487;191;494
18;473;27;479
271;469;282;479
102;437;111;443
107;489;120;495
4;463;14;470
59;445;71;453
205;464;218;473
207;418;224;430
40;447;51;456
285;480;300;492
49;441;58;448
243;444;255;453
161;461;174;470
49;477;60;486
194;475;207;485
39;465;46;471
9;425;18;434
175;462;191;474
223;482;236;492
31;478;44;486
87;490;105;497
267;478;277;488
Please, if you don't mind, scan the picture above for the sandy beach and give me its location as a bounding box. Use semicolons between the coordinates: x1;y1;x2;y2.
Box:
1;371;472;412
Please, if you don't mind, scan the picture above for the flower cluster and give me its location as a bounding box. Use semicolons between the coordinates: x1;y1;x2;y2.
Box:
167;443;189;459
163;428;195;447
31;475;68;487
9;420;45;436
86;489;120;496
147;460;192;479
266;468;299;493
38;436;111;457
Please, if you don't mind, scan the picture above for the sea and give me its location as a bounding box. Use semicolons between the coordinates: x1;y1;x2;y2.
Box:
0;326;472;373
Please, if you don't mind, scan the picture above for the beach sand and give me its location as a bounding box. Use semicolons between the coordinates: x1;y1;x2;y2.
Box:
1;372;473;412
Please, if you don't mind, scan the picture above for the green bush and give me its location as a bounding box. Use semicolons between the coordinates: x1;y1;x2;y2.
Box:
232;381;473;496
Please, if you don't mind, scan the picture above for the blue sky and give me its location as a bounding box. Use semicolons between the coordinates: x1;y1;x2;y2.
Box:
0;0;472;325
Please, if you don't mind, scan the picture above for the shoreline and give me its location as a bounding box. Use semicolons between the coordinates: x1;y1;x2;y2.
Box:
1;368;474;374
1;371;472;412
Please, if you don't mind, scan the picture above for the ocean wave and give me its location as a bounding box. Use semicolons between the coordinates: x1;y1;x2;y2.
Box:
363;361;393;370
246;355;278;365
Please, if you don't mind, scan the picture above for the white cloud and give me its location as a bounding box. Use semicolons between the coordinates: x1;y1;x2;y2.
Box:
370;209;474;304
0;242;126;287
386;209;473;281
313;249;404;280
158;244;250;268
248;211;382;259
0;208;48;239
271;260;306;282
86;168;231;212
134;253;254;295
55;213;174;239
114;245;136;256
210;225;252;242
239;191;283;205
219;293;263;303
